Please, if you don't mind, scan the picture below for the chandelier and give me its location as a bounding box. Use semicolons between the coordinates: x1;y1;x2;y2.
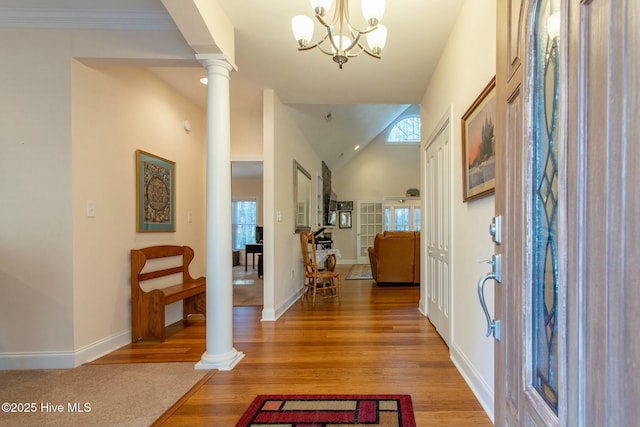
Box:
291;0;387;69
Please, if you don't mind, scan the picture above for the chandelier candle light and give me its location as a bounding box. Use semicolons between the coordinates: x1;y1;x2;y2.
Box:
291;0;387;69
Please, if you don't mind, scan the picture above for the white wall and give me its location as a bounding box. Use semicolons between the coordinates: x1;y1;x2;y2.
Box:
331;113;421;262
0;31;75;366
420;0;497;420
262;90;323;320
0;27;206;369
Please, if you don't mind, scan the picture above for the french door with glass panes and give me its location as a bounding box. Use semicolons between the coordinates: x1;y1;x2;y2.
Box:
383;200;420;231
356;201;383;264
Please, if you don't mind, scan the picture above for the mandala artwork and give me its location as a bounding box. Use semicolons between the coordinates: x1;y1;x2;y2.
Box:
136;149;175;232
143;163;172;224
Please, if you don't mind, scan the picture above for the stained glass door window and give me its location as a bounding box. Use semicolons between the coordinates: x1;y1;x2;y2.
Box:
531;0;560;413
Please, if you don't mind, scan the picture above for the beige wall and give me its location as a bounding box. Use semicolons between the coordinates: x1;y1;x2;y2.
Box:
420;0;497;419
231;177;264;226
231;110;263;161
0;27;205;369
71;63;207;359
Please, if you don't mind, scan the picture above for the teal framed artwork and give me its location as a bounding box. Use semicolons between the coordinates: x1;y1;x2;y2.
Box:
136;150;176;232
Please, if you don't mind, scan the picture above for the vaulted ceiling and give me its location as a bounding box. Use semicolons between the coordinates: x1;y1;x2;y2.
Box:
0;0;465;172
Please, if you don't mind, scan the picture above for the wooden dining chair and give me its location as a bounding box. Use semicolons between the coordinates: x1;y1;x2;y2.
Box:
299;231;341;305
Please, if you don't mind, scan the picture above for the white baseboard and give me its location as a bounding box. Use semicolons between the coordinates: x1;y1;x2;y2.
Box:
418;301;427;316
450;343;495;423
74;328;131;365
0;351;75;370
262;289;302;321
261;307;276;321
0;328;131;370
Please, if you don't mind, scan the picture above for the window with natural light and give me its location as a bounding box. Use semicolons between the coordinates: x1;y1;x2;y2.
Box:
387;115;421;143
232;199;257;250
384;205;421;231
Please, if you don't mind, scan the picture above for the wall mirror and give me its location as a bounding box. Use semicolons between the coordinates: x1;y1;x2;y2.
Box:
293;160;311;233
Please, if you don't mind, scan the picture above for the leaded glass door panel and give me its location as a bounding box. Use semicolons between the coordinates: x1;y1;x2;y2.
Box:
497;0;640;425
496;0;565;425
356;201;383;264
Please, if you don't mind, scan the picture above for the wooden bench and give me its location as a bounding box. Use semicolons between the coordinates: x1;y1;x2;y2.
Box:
130;245;206;342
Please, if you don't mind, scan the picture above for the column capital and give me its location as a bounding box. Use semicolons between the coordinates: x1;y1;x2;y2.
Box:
195;53;238;73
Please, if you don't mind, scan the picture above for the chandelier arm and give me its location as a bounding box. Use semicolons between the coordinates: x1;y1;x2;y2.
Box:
313;1;378;35
315;13;331;29
357;25;380;35
326;26;343;55
343;31;362;53
355;39;381;58
316;43;337;56
340;0;360;34
360;46;382;59
321;0;380;54
346;42;379;59
346;45;364;57
298;32;331;52
341;0;378;35
313;9;340;53
293;0;385;67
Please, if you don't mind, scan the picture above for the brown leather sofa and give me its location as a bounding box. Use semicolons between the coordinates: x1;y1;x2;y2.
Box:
367;231;420;284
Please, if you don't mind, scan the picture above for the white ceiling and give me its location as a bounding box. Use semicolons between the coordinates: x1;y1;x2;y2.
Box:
0;0;466;174
156;0;466;173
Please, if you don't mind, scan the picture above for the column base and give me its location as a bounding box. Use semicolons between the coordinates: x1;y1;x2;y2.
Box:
195;348;245;371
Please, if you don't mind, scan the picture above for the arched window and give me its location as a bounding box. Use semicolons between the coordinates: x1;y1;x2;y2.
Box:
387;115;421;143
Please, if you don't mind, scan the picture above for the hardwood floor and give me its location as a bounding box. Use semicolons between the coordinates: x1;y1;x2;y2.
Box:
93;265;492;426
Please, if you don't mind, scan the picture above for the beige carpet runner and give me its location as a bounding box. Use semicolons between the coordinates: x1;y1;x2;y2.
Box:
0;362;212;427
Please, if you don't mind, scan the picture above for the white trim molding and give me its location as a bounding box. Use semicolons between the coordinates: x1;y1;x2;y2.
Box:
450;343;495;423
0;8;176;30
0;328;131;370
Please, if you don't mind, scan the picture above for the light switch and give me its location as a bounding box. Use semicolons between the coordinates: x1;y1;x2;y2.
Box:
86;201;97;218
277;211;282;222
187;211;193;223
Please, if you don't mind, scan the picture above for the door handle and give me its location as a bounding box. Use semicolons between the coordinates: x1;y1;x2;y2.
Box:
480;254;502;282
477;255;501;341
477;273;500;340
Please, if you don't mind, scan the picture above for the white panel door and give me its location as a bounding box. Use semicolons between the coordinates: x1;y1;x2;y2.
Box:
425;112;451;346
356;201;383;264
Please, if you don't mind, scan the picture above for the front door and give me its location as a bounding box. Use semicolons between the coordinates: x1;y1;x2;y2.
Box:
495;0;640;425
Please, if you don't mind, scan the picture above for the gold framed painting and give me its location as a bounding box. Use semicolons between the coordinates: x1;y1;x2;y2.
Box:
136;150;175;232
461;76;496;202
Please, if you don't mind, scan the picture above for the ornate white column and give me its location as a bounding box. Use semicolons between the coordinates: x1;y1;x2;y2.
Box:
195;54;244;370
